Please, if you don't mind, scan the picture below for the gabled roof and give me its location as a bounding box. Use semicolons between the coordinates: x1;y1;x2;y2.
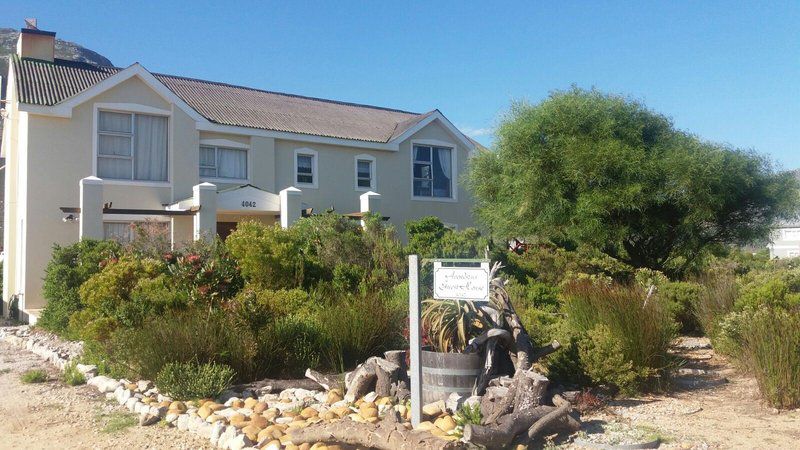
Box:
11;56;472;147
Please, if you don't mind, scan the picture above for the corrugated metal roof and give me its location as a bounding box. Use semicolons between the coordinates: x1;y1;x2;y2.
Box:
12;56;431;143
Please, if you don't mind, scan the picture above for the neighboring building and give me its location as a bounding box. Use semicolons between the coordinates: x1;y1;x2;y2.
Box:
1;27;476;322
768;220;800;259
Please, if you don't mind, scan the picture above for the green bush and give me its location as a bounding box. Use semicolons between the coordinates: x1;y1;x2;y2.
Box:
317;281;407;371
20;369;48;383
78;257;172;329
108;308;256;381
505;244;635;286
694;271;738;339
165;240;243;307
561;280;677;392
736;269;800;311
579;324;650;395
38;240;120;336
657;281;704;334
256;315;325;378
62;361;86;386
226;221;306;290
156;361;235;400
740;308;800;409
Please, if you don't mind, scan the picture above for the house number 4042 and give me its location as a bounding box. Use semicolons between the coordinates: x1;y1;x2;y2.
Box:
241;201;257;208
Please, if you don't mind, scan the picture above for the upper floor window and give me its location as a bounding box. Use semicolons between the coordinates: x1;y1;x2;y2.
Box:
413;145;452;198
355;154;376;190
200;145;248;180
97;111;168;182
294;148;318;188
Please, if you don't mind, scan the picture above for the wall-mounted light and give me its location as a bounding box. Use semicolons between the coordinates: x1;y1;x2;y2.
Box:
62;214;78;223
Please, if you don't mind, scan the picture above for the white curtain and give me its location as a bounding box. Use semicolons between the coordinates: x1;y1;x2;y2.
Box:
134;115;168;181
199;146;217;177
218;147;247;179
103;222;133;242
434;147;452;197
99;111;131;133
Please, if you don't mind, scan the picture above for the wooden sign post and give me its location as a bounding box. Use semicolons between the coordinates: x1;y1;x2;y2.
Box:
408;256;490;427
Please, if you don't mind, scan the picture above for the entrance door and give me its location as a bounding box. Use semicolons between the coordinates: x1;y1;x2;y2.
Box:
217;222;238;240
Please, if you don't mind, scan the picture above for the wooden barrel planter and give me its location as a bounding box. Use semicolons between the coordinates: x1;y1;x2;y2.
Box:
421;349;482;404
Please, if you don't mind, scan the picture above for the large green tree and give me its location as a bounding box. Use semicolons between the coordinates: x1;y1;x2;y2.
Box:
467;88;798;275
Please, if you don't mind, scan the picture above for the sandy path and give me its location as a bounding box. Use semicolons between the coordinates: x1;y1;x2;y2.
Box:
582;337;800;449
0;340;212;450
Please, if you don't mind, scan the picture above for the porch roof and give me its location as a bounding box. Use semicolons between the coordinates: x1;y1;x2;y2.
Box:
169;184;281;214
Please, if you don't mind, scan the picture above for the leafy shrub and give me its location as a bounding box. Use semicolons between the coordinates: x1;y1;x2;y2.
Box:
156;361;235;400
579;324;649;395
38;240;120;336
62;361;86;386
256;315;325;378
561;280;677;392
78;257;171;329
20;369;47;383
505;244;635;286
736;269;800;311
657;281;704;334
226;221;306;289
406;216;489;260
740;308;800;409
165;240;243;307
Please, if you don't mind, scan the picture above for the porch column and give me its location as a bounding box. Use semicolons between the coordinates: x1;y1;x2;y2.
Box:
193;182;217;241
359;191;382;227
79;176;104;240
279;186;302;228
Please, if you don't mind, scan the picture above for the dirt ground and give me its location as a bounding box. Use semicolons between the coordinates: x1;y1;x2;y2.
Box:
579;337;800;449
0;339;212;450
1;334;798;449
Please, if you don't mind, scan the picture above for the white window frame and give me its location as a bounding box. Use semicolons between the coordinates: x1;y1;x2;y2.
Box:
199;138;250;183
294;147;318;189
354;154;376;191
103;216;171;243
410;139;458;203
92;103;172;187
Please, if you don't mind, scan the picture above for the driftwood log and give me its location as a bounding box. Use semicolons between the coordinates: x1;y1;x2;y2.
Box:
289;409;466;450
230;378;324;395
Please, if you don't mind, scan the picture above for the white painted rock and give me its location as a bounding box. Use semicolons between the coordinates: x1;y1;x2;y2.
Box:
209;421;226;446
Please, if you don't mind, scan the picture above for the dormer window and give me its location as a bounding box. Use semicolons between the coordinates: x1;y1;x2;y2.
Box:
413;144;452;198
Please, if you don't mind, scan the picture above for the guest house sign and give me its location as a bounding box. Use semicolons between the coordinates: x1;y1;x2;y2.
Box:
432;261;491;301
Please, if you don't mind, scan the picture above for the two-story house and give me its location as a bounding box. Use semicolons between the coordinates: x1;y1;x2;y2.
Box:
1;27;477;322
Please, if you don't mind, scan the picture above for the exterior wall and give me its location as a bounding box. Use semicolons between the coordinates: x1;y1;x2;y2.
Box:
4;72;475;315
274;120;474;240
768;227;800;259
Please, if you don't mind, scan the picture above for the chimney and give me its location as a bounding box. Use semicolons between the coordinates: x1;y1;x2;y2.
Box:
16;19;56;62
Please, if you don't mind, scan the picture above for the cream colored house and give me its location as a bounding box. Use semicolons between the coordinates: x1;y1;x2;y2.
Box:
1;27;477;322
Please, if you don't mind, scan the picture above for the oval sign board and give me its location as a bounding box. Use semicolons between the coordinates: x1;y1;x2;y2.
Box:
433;264;490;301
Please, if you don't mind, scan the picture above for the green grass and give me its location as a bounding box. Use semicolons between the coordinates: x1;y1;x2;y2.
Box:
62;361;86;386
96;410;137;433
20;369;48;383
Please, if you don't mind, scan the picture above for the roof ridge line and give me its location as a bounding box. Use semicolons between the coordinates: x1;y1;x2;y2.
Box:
152;72;421;116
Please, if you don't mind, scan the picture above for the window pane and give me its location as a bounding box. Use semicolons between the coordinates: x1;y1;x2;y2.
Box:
432;147;452;198
413;179;431;197
218;148;247;179
357;160;371;178
104;222;133;242
99;134;132;156
133;114;168;181
413;163;431;179
358;178;371;188
199;146;216;167
297;174;313;184
98;157;132;179
297;155;313;173
413;146;431;162
200;167;217;177
99;111;132;133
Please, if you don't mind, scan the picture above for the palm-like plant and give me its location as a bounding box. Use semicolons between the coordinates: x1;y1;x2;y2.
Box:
421;299;496;353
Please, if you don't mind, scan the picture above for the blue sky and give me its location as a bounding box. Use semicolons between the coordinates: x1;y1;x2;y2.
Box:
6;1;800;168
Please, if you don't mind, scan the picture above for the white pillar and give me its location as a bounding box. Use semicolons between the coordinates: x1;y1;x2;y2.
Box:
359;191;382;226
279;186;302;228
79;176;104;240
193;182;217;241
408;254;422;427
